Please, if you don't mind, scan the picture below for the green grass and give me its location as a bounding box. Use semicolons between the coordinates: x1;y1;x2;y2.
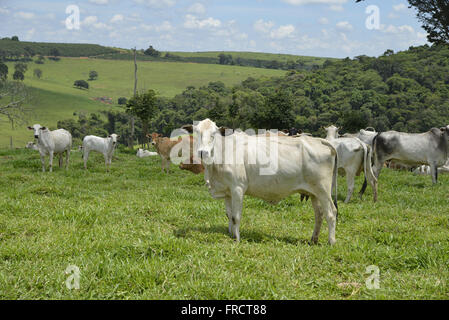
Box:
0;148;448;299
1;58;285;147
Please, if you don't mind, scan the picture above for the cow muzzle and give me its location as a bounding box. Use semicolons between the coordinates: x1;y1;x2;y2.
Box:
34;135;39;139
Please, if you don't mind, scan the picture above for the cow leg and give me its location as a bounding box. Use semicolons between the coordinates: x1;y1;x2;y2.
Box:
40;154;46;172
310;196;323;244
344;171;356;203
224;196;233;235
49;151;54;172
58;154;63;168
161;158;166;173
230;187;244;242
430;163;438;184
83;150;89;169
166;160;171;173
65;150;70;170
317;194;337;245
104;154;109;172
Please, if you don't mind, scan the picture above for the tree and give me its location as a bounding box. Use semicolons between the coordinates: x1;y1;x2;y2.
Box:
118;97;127;105
0;62;8;81
33;68;42;79
49;48;61;61
11;36;19;41
35;55;45;64
125;89;158;140
13;71;24;81
88;70;98;80
0;80;32;138
74;80;89;89
144;45;161;57
356;0;449;43
14;63;28;74
250;89;295;129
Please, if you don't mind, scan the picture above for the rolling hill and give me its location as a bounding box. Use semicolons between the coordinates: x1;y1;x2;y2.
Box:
0;57;286;147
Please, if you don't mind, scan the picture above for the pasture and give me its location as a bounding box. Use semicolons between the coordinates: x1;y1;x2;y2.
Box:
0;147;448;299
0;58;285;148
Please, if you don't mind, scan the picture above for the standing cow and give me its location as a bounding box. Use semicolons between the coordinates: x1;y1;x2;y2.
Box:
183;119;339;245
372;126;449;185
325;125;377;202
27;124;72;172
82;134;119;171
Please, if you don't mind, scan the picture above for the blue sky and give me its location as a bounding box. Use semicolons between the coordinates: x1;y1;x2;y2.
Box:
0;0;428;58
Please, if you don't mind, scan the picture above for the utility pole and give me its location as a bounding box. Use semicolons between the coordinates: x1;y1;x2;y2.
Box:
129;47;137;150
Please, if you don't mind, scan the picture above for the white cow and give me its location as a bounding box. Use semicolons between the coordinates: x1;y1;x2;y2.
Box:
82;134;119;171
342;127;378;146
26;141;39;151
136;148;158;158
325;125;378;202
373;126;449;185
182;119;339;245
27;124;72;172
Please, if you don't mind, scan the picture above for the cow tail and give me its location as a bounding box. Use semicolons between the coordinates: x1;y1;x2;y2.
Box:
333;151;338;219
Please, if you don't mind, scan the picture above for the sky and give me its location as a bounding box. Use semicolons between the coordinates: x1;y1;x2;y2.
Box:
0;0;429;58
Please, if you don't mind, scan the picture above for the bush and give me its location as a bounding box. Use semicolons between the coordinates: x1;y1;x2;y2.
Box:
74;80;89;89
33;68;42;79
118;97;127;105
13;70;24;81
88;70;98;80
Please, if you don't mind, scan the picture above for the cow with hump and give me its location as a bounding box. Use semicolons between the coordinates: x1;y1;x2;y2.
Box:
372;126;449;186
182;119;339;245
28;124;72;172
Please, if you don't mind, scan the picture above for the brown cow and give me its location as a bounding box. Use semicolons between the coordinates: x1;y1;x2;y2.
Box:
147;133;204;174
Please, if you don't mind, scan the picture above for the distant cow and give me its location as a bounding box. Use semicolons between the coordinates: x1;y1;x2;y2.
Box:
26;141;39;151
325;125;377;202
82;134;119;171
373;126;449;185
136;148;158;158
183;119;339;245
147;133;183;173
28;124;72;172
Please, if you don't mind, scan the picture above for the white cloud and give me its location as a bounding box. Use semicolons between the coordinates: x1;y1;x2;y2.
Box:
24;28;36;40
184;14;221;29
393;3;407;11
110;14;124;23
89;0;109;4
270;24;295;39
134;0;175;8
253;19;275;33
188;3;206;15
318;17;329;25
14;11;35;19
283;0;346;5
336;21;353;31
0;7;10;15
381;24;414;34
329;5;344;11
82;15;98;26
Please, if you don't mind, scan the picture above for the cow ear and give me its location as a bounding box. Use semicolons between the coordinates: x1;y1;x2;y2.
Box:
41;127;47;130
27;126;33;130
182;125;193;133
281;129;289;134
298;129;303;134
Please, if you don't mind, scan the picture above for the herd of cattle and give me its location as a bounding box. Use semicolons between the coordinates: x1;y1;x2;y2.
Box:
24;120;449;245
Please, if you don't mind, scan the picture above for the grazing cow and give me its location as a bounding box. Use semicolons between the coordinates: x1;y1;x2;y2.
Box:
27;124;72;172
182;119;339;245
136;148;158;158
413;164;449;175
325;125;377;202
82;134;119;171
372;126;449;185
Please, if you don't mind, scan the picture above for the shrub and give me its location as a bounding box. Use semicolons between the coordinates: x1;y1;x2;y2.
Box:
117;97;127;105
74;80;89;89
88;70;98;80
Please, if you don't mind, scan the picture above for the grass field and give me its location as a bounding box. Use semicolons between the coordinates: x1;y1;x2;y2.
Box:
0;148;448;299
1;58;285;148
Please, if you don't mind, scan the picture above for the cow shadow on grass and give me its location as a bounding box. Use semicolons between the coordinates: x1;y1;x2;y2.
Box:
174;225;311;246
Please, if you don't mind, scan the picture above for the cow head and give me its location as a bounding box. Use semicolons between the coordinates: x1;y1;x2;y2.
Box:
324;125;339;139
27;124;47;140
182;119;228;162
149;133;162;146
109;133;119;146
